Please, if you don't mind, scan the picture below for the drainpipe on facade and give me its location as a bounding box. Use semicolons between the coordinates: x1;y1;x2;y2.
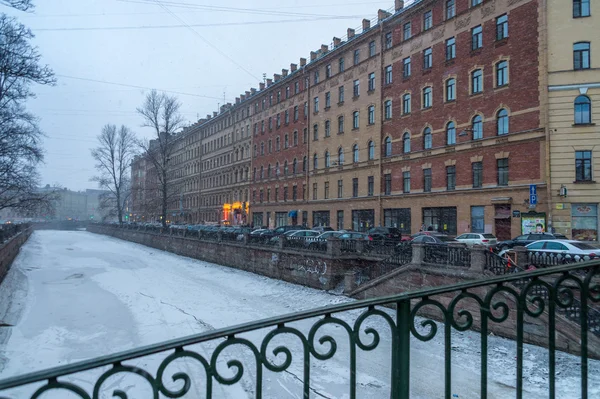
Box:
304;66;311;228
377;20;385;227
541;0;553;233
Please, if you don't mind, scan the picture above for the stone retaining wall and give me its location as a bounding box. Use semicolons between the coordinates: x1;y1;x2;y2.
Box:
0;229;32;285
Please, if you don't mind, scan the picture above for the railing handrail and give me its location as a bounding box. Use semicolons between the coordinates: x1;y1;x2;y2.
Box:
1;259;598;391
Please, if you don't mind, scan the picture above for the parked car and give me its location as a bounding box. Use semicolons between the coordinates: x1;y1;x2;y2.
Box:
500;239;599;264
411;234;460;244
455;233;498;247
304;231;343;250
260;225;304;241
366;227;402;244
338;232;370;241
312;226;335;233
495;232;568;251
268;229;302;245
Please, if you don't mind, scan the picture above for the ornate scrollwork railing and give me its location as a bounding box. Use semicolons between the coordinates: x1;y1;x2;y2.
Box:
2;261;598;398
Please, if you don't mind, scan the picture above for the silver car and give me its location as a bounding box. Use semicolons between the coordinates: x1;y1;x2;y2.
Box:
455;233;497;247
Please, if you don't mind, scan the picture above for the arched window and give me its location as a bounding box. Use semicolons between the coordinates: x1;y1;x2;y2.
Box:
403;132;411;153
446;122;456;145
368;141;375;160
284;161;288;176
267;164;271;178
293;158;298;174
384;137;392;157
575;95;591;124
472;115;483;140
275;162;280;176
338;147;345;165
260;166;264;179
303;156;307;172
353;144;359;163
423;127;432;150
325;151;331;168
313;153;318;169
497;109;509;135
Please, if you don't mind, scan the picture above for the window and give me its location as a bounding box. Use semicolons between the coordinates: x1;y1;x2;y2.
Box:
497;109;509;135
472;0;482;5
293;131;298;146
402;93;411;114
403;22;411;40
293;106;299;121
496;14;508;40
294;81;299;94
471;206;485;233
338;115;345;133
423;47;432;69
325;92;331;108
260;142;265;155
423;86;432;108
576;150;592;181
313;183;317;200
368;141;375;160
337;210;344;230
314;96;319;112
268;140;272;153
338;179;343;198
285;86;290;99
403;57;411;78
368;105;375;125
339;57;345;72
304;102;308;117
574;42;591;70
325;151;330;168
292;185;297;201
293;158;297;174
572;203;598;240
446;166;456;190
276;114;281;128
313;153;318;169
496;61;508;87
353;144;359;163
471;25;483;50
338;147;344;165
284;134;289;149
403;172;411;193
472;161;483;188
423;168;432;192
403;132;411;153
384;173;392;195
354;49;360;65
573;0;590;17
284;110;289;124
284;160;288;176
471;69;483;94
302;156;307;172
385;137;392;157
385;100;393;119
324;182;329;199
303;128;308;143
385;32;393;49
353;111;360;129
368;72;375;91
313;124;319;141
497;158;509;186
385;65;393;84
352;178;359;197
353;79;360;97
338;86;345;103
446;121;456;145
424;10;432;31
325;120;331;137
472;115;483;140
314;70;320;84
260;166;264;179
446;78;456;101
423;127;432;149
446;0;455;19
326;64;332;78
575;95;592;124
368;176;374;196
369;40;376;57
445;37;456;61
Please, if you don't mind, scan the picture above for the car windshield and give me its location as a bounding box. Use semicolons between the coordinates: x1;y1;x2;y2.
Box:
571;242;597;250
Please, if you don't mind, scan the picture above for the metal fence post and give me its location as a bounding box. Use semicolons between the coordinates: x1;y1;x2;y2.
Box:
393;299;410;399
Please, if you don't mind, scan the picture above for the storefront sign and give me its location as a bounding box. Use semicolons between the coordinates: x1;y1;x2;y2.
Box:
521;212;546;234
512;210;521;218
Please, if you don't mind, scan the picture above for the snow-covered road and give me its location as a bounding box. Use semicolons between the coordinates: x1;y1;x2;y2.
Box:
0;231;597;398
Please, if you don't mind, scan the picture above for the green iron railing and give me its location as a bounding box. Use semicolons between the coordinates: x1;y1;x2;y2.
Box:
0;261;598;398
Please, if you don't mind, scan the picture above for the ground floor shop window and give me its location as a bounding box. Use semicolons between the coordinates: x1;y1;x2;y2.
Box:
337;210;344;230
302;211;308;227
252;212;263;228
384;208;411;234
266;212;271;228
422;207;457;235
572;203;598;241
352;209;375;232
313;211;331;227
275;212;287;227
471;206;484;233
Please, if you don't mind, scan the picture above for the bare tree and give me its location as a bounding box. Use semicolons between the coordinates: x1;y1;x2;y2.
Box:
91;124;137;224
0;0;33;11
0;14;56;214
136;90;184;227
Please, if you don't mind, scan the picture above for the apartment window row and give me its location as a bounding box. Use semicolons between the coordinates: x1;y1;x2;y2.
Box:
312;141;376;170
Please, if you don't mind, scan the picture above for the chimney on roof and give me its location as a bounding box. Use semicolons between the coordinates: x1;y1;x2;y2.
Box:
347;28;355;39
213;111;218;117
378;9;391;21
299;58;307;66
245;91;251;97
250;88;256;94
290;63;298;72
362;19;370;31
207;114;211;119
236;97;240;104
395;0;405;11
333;37;341;47
274;73;281;82
310;51;317;61
240;94;245;101
320;44;328;53
266;78;273;87
282;68;288;77
259;82;265;90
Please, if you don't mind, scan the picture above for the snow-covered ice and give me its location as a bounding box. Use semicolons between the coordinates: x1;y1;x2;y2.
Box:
0;230;598;398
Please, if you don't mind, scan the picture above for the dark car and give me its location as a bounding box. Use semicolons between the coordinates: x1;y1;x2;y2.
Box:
260;225;304;241
496;233;568;251
411;234;460;244
305;231;342;250
366;227;402;244
312;226;335;233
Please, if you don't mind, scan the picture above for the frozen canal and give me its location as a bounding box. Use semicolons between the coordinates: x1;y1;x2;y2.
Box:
0;230;598;398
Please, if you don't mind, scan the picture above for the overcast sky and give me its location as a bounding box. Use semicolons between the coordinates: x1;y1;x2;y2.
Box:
2;0;401;191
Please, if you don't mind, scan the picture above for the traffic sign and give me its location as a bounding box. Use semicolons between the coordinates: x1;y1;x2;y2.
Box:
529;184;537;206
